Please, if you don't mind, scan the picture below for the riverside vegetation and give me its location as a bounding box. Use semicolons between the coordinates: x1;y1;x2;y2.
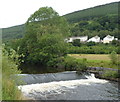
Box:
2;45;24;100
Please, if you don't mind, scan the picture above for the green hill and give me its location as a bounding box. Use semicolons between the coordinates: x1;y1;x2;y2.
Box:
2;2;119;42
64;2;118;23
2;24;25;42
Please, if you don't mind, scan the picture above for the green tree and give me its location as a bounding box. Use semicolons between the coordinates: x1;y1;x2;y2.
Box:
18;7;70;66
72;39;81;47
26;34;68;65
26;7;70;38
109;51;118;65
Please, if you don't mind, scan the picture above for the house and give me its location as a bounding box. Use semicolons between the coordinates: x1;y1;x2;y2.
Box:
103;35;115;43
87;36;100;43
66;36;88;43
79;36;88;42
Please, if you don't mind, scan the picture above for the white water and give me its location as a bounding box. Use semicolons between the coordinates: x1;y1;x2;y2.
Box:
18;74;110;100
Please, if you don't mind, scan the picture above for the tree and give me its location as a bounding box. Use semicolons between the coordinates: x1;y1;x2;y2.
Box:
111;40;120;46
18;7;70;65
109;51;117;65
86;41;96;46
27;34;68;65
26;7;70;38
72;39;81;47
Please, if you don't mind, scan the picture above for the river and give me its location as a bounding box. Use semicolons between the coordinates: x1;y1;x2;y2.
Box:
17;71;119;100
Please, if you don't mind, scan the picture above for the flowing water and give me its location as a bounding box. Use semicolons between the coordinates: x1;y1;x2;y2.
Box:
18;71;119;100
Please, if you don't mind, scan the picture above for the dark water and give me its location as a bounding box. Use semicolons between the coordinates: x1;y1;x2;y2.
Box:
18;71;119;100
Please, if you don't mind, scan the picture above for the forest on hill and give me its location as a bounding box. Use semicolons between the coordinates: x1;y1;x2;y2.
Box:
64;2;118;23
2;24;25;42
2;2;119;42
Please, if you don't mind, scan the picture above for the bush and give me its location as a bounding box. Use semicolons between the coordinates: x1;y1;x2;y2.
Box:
63;56;87;71
64;56;78;71
102;70;120;78
76;58;87;71
2;46;23;100
72;39;81;47
109;51;117;65
47;57;65;68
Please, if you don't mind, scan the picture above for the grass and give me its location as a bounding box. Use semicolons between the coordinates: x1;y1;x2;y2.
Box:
2;49;24;100
68;54;119;69
68;54;111;61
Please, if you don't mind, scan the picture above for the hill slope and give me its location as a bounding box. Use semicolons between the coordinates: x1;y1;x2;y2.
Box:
2;24;25;42
64;2;118;23
2;2;119;42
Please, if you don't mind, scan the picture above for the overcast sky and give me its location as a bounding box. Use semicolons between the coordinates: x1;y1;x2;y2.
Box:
0;0;119;28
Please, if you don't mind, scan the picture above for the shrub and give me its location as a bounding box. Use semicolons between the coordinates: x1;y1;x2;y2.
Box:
109;51;117;65
76;58;87;71
2;45;23;100
64;56;78;71
102;70;120;78
63;56;87;71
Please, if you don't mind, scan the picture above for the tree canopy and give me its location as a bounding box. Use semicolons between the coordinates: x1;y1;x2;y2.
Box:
17;7;70;65
26;7;70;38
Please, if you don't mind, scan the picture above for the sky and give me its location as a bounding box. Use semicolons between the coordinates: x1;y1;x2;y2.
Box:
0;0;119;28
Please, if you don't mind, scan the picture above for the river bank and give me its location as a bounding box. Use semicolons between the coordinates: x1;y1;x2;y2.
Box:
85;67;119;82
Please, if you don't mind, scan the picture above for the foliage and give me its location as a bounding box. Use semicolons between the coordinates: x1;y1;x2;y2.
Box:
25;34;68;65
111;40;120;46
70;15;119;39
102;70;120;78
68;44;118;54
26;7;70;38
72;39;81;47
64;2;118;23
2;24;25;42
2;46;23;100
86;41;96;46
63;56;87;71
109;51;118;65
17;7;69;66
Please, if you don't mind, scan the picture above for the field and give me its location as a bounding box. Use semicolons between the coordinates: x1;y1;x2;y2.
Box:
68;54;119;69
68;54;111;61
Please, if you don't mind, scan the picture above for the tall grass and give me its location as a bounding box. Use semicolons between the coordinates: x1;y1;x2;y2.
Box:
2;46;24;100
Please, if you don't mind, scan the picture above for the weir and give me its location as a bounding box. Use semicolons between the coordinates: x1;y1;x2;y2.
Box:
17;71;88;85
17;71;119;100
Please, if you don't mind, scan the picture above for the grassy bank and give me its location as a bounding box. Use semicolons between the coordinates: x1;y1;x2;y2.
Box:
2;47;24;100
69;54;120;80
68;54;119;69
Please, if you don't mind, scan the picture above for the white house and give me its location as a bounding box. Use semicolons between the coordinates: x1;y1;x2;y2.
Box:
79;36;88;42
66;36;88;43
87;36;100;43
103;35;115;43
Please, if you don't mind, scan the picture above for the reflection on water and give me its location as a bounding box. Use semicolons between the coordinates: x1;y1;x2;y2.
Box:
18;71;119;100
19;63;65;74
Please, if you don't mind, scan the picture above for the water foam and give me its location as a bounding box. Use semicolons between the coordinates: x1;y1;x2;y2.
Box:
18;74;108;99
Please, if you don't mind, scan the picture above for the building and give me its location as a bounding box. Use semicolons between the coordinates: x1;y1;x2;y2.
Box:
66;36;88;43
87;36;100;43
103;35;115;43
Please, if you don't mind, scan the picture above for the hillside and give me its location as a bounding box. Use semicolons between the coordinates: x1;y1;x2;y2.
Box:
64;2;118;23
2;2;119;42
2;24;25;42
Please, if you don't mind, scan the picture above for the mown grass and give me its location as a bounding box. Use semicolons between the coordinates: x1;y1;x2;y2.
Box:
68;54;111;61
68;54;119;69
